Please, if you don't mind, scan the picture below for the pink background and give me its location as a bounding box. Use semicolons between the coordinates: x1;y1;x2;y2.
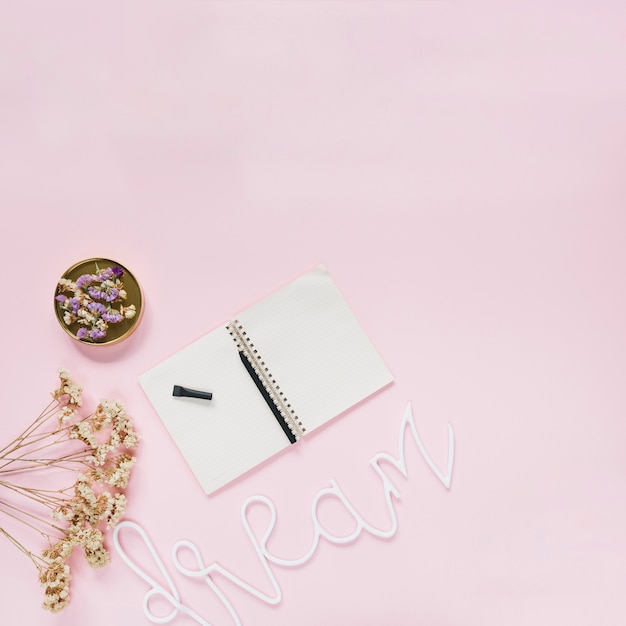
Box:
1;2;625;624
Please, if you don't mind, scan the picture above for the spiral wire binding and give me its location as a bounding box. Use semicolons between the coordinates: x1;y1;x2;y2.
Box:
227;320;305;440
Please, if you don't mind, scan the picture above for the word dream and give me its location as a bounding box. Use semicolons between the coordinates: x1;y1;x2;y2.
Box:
113;402;455;625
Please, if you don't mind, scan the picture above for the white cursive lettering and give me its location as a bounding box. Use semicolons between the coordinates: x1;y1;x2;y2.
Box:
113;402;455;625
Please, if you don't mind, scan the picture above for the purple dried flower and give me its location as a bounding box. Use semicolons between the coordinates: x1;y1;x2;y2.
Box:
69;298;80;313
88;329;106;340
112;267;124;277
88;286;103;300
106;288;120;302
97;268;114;281
102;312;123;324
76;327;88;339
76;274;94;289
87;301;107;315
55;295;67;303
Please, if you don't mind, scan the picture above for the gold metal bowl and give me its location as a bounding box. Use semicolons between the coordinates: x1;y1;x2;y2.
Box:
54;258;144;346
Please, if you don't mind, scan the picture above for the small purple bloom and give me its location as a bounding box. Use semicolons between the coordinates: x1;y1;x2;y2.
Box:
76;327;88;339
89;329;106;340
112;267;124;277
88;286;103;300
69;298;80;313
76;274;94;289
106;288;120;302
87;301;107;315
97;268;113;281
55;294;67;303
102;312;123;323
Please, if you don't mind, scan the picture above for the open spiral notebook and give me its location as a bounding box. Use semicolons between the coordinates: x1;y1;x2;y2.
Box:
139;265;393;495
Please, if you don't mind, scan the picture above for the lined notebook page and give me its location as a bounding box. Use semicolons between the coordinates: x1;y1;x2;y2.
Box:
237;265;393;432
138;326;289;494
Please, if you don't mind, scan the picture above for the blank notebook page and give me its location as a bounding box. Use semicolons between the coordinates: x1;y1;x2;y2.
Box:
237;265;393;432
138;326;289;494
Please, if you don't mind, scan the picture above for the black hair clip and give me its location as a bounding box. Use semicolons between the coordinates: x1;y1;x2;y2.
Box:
172;385;213;401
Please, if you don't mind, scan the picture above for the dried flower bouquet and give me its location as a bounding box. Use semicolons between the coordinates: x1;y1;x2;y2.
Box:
0;369;139;612
56;265;137;342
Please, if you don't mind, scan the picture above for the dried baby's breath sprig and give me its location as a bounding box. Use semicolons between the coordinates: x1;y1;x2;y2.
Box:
0;369;140;612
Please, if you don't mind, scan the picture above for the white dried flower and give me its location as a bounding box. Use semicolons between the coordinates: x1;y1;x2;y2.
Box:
3;369;139;613
57;406;76;424
106;493;127;529
84;545;109;569
123;304;137;319
107;455;136;488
